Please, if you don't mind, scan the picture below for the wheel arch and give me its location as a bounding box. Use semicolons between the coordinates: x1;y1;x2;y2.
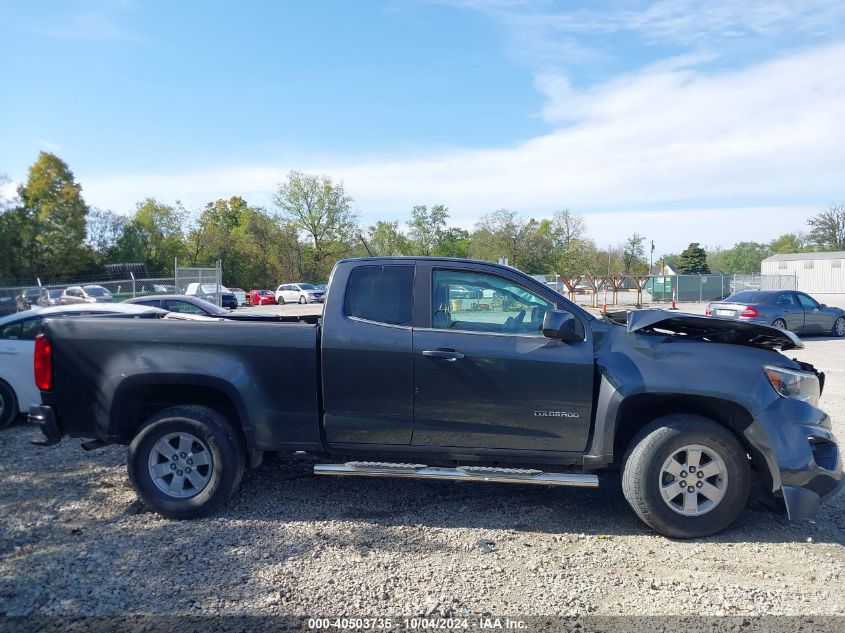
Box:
0;377;21;425
589;386;773;491
109;374;255;461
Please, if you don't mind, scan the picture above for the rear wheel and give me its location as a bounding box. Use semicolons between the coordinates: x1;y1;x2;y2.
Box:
127;405;245;519
622;415;750;538
832;317;845;337
772;318;787;330
0;380;18;429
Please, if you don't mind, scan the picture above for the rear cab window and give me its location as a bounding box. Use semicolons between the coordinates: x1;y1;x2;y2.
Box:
344;265;414;326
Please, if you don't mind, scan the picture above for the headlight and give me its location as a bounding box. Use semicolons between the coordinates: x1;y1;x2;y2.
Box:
764;365;820;407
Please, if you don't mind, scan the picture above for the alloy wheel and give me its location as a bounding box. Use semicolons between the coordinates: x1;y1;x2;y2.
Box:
658;444;728;516
148;432;213;499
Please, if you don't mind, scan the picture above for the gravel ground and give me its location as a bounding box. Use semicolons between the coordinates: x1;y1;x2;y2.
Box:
1;338;844;618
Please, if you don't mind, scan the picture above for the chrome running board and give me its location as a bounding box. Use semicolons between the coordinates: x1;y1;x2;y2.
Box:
314;461;598;487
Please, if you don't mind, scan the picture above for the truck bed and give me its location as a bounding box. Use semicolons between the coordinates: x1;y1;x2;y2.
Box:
40;317;322;451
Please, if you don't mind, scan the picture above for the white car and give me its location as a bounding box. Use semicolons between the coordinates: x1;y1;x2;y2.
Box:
274;283;326;304
0;303;166;428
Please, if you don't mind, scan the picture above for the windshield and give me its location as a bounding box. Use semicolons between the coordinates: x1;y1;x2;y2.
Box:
299;284;316;290
84;286;110;297
48;289;63;298
258;290;273;295
200;284;229;294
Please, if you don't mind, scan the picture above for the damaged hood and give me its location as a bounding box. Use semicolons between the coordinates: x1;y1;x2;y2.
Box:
625;309;803;351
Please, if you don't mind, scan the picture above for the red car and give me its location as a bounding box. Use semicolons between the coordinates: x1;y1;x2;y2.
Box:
247;289;277;306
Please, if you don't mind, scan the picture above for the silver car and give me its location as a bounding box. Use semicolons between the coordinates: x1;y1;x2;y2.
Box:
707;290;845;336
61;285;114;304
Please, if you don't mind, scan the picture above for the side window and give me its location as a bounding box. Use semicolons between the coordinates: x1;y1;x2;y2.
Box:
136;299;161;308
797;294;819;310
20;318;43;340
165;300;203;314
0;322;23;339
344;265;414;326
431;269;554;336
775;293;795;306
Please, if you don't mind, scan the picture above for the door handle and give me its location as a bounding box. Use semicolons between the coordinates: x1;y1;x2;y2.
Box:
422;349;465;362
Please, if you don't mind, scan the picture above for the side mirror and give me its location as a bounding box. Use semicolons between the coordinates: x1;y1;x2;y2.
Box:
542;310;584;343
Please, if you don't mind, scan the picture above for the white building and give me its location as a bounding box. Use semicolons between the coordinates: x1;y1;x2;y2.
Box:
761;252;845;293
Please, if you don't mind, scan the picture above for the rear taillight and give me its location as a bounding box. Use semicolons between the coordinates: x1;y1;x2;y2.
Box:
740;306;759;318
705;307;712;316
34;334;52;391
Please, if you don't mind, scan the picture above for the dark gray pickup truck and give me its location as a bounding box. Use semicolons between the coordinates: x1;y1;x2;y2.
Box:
31;257;843;537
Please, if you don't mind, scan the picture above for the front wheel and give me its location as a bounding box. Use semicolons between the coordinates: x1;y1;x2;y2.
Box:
622;414;750;538
127;405;245;519
299;296;306;304
832;316;845;337
772;318;787;330
278;297;285;305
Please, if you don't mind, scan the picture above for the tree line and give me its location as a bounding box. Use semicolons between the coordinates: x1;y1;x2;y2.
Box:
1;152;843;288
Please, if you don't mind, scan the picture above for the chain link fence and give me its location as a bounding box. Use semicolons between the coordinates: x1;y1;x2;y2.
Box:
536;273;799;307
174;260;224;306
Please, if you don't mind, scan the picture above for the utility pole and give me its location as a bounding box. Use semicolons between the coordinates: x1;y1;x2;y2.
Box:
650;240;655;275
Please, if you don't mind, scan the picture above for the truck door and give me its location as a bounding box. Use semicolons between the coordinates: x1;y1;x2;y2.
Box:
321;264;415;445
412;265;594;453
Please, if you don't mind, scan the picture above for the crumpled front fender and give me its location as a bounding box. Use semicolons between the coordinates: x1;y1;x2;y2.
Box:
743;397;843;520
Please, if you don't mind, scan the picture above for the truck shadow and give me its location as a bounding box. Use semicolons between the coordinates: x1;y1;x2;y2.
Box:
229;455;845;546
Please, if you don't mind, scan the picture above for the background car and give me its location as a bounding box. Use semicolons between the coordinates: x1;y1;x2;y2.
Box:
227;287;247;306
16;288;46;311
0;303;166;428
124;294;229;317
247;289;277;306
275;283;325;304
61;284;114;304
38;288;64;307
706;290;845;336
184;283;238;309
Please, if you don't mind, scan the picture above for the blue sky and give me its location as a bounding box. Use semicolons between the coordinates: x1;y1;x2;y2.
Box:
1;0;844;253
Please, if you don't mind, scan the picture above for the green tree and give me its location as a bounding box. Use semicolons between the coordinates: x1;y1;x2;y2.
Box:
274;171;358;280
17;152;91;278
807;203;845;250
549;209;597;273
86;209;127;266
677;243;711;274
407;204;448;255
433;227;470;258
769;233;805;254
621;233;647;274
114;199;188;272
367;220;409;256
718;241;771;274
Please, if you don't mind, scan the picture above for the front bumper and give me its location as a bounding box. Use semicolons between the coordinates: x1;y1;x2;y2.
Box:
29;404;62;446
745;397;843;521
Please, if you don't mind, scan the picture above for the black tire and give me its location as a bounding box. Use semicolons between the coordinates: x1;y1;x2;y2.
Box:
772;318;787;330
298;296;306;304
278;296;285;305
0;380;18;429
127;405;245;519
622;414;750;538
832;316;845;337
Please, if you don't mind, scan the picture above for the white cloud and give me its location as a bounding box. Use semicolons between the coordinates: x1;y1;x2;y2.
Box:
79;43;845;252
